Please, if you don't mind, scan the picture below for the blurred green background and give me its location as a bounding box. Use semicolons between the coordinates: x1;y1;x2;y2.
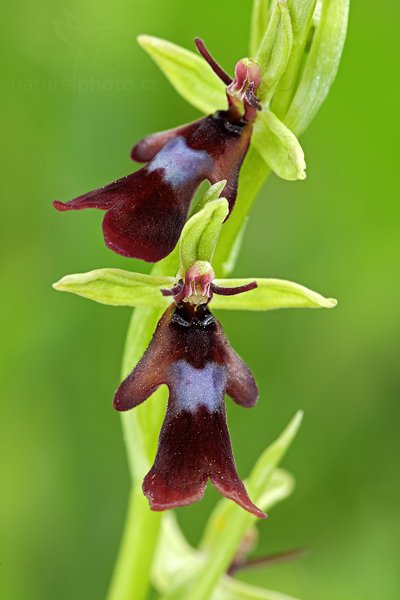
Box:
1;1;399;599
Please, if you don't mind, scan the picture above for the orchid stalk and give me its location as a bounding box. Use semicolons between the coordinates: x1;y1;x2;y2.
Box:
53;1;349;599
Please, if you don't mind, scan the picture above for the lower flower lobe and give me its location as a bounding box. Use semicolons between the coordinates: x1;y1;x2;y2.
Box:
114;302;265;518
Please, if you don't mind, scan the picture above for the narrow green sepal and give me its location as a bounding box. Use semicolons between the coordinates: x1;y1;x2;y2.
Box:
138;35;226;114
211;278;336;310
53;269;174;308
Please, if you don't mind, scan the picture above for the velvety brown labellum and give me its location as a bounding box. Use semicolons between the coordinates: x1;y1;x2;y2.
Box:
114;303;265;518
53;111;252;262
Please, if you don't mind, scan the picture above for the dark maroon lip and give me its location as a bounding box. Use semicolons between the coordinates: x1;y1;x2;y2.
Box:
113;302;264;518
53;37;260;262
54;111;252;262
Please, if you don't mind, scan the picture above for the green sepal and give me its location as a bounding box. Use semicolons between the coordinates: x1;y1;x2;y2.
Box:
53;269;174;308
253;110;306;180
212;278;336;310
179;197;229;275
138;35;226;115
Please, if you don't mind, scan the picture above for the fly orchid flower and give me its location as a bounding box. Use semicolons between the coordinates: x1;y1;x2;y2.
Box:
161;260;257;304
53;195;337;516
53;39;261;262
114;263;264;517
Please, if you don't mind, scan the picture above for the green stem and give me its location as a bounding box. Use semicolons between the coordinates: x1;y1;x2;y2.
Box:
107;489;162;600
107;296;173;600
214;147;270;276
107;148;270;600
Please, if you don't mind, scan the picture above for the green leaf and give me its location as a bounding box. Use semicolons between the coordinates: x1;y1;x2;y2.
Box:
154;470;295;598
253;110;306;180
201;469;294;551
211;278;336;310
162;413;303;600
203;428;303;600
53;269;174;308
248;411;303;498
200;414;302;555
138;35;226;114
285;0;350;135
250;0;271;56
258;467;295;513
179;197;229;274
153;514;203;592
